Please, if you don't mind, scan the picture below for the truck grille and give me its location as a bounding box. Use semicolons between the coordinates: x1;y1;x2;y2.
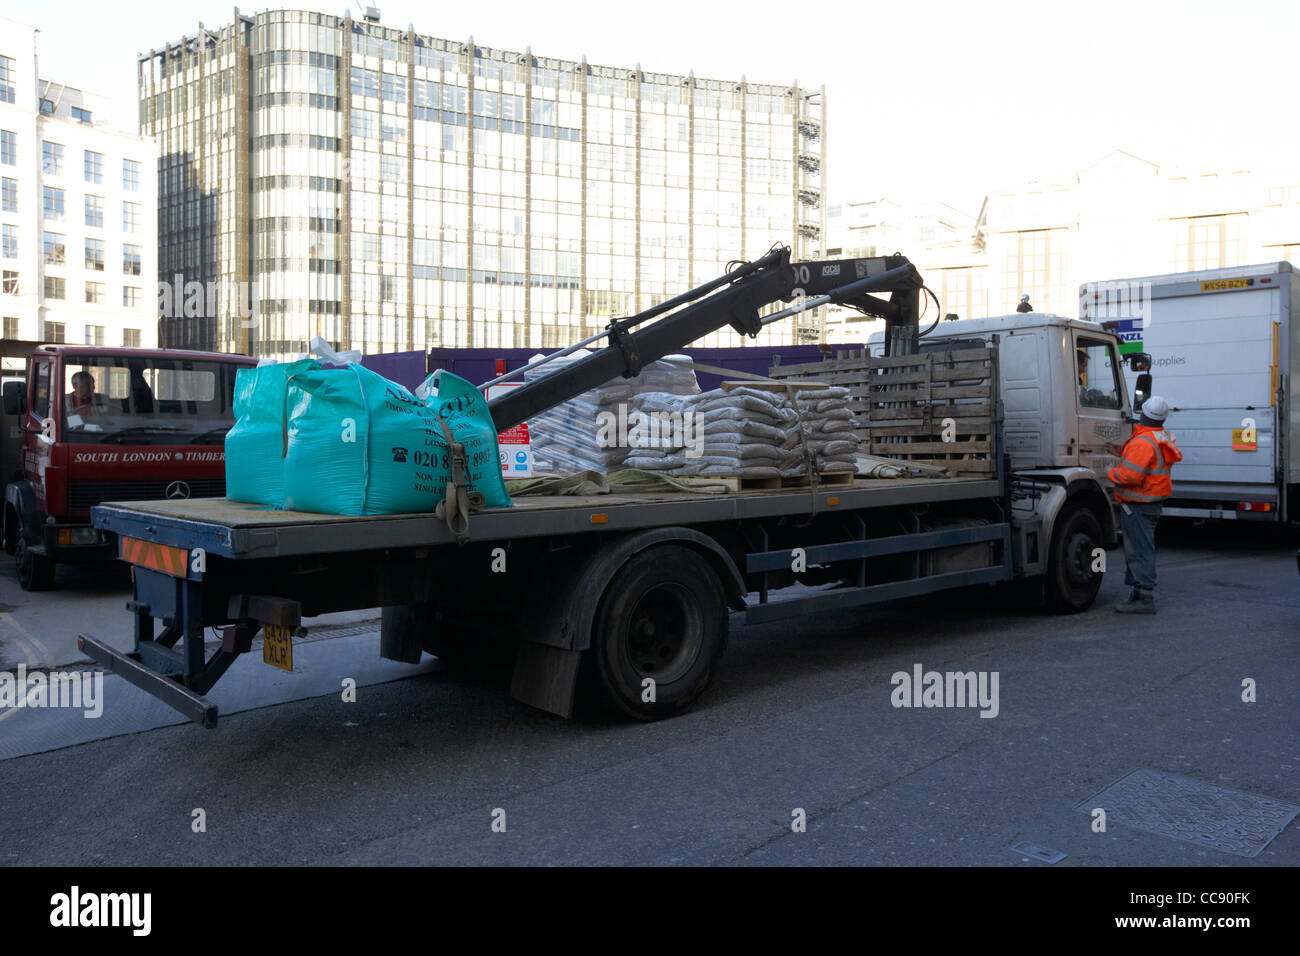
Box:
69;479;226;509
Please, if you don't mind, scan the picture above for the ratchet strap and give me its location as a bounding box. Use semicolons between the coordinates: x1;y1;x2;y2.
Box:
431;412;484;545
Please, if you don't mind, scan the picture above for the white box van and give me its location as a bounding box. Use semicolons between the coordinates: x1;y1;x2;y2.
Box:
1080;262;1297;522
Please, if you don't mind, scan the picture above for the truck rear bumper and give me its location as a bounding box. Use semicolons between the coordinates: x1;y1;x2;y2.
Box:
77;634;219;728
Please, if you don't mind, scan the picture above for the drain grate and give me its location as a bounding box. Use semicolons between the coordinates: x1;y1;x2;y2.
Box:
1008;841;1066;864
1076;769;1300;858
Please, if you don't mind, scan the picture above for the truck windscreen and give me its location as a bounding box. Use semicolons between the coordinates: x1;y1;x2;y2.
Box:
61;356;239;445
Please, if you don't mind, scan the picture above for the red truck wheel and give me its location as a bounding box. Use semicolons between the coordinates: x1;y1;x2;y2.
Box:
15;535;55;591
589;544;728;721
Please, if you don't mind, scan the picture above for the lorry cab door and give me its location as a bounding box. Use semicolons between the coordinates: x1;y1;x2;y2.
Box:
25;357;53;502
1073;333;1128;476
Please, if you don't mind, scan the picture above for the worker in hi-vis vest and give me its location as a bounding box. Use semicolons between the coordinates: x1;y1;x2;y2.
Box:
1104;396;1182;614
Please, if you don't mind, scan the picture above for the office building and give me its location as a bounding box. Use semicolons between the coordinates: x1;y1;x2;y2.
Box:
141;8;826;357
825;150;1300;342
0;16;159;355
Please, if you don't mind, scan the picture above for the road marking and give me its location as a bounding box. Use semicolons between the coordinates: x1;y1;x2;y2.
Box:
0;613;48;665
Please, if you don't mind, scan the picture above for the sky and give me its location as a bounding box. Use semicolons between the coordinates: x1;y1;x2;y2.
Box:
8;0;1300;212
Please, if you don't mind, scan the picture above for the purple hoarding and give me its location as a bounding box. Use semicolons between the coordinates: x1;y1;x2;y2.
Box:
362;344;863;394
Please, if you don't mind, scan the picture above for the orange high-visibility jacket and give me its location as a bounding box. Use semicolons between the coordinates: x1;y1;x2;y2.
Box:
1108;423;1183;503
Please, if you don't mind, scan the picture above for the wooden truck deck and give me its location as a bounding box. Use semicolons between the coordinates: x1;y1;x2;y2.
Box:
92;475;999;560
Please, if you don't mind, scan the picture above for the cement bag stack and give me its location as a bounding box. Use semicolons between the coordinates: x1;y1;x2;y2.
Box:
526;352;700;475
282;365;511;516
622;385;860;479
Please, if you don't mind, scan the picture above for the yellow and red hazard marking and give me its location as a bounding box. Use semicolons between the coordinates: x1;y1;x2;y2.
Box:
1231;428;1257;451
119;535;189;577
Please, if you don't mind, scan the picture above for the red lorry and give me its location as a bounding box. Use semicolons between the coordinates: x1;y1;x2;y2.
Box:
1;341;256;590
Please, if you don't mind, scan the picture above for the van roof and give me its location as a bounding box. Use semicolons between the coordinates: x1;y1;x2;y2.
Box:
1079;260;1293;294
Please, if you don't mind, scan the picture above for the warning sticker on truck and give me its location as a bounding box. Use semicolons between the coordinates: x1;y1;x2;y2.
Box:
1231;428;1257;451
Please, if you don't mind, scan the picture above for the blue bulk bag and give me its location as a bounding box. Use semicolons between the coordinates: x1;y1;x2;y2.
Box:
423;370;512;511
225;358;321;507
282;365;512;516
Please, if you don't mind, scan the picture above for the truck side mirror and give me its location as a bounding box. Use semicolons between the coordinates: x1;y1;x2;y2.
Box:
1133;372;1152;411
2;380;24;416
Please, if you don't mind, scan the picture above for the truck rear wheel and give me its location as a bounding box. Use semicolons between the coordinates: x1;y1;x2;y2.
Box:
1044;503;1103;613
589;544;728;721
15;535;55;592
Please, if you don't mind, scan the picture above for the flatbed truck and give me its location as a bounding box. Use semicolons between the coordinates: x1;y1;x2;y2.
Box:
80;249;1145;727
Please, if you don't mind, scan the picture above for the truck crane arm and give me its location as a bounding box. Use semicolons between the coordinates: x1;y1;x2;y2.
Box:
485;247;925;432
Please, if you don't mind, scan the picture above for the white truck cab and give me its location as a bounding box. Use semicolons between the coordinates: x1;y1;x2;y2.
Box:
871;312;1143;608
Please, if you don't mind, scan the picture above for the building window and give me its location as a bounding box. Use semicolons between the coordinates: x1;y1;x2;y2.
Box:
1004;228;1067;314
84;282;105;305
39;99;54;116
123;286;141;308
122;328;140;348
42;141;63;176
122;202;140;233
84;237;104;271
42;231;64;265
935;266;987;321
2;176;16;212
71;106;92;125
44;276;65;300
0;130;15;166
84;324;104;345
84;149;103;184
44;321;65;343
123;244;141;276
1;224;15;259
122;159;140;191
84;194;103;228
1173;214;1245;271
2;271;16;294
0;56;15;104
3;316;17;339
43;186;64;220
1264;243;1300;264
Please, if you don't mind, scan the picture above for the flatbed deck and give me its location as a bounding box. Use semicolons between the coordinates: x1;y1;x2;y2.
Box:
92;475;998;559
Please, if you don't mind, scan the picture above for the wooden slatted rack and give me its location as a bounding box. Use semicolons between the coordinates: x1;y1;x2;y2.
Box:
767;346;1000;475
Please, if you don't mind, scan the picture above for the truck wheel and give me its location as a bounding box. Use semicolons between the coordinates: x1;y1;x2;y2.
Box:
589;544;728;721
15;535;55;592
1044;503;1103;613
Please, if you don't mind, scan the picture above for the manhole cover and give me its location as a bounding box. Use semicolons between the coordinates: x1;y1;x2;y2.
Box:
1076;769;1299;858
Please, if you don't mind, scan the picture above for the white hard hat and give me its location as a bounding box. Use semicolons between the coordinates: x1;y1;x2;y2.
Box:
1141;395;1170;422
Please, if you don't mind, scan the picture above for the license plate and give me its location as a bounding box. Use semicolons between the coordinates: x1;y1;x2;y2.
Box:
1200;278;1251;292
262;624;293;672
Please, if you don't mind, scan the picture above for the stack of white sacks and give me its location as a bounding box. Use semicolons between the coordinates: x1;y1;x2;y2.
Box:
526;352;701;475
621;384;861;479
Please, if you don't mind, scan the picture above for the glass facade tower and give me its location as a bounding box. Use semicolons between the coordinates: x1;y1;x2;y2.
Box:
140;9;826;357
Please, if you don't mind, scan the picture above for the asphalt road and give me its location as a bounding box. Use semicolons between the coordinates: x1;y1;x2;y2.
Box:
0;520;1296;866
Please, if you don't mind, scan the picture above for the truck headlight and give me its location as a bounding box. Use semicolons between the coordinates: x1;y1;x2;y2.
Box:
59;528;100;546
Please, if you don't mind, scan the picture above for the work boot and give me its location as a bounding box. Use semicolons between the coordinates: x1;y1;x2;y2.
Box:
1114;588;1156;614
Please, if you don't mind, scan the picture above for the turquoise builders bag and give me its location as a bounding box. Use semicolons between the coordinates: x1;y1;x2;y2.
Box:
420;369;511;511
225;358;320;507
282;364;511;516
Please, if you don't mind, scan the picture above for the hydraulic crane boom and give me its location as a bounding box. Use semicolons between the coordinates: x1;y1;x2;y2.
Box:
485;247;925;432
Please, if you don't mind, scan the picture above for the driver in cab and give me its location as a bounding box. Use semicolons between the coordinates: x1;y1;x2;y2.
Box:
64;370;105;421
1078;349;1118;409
